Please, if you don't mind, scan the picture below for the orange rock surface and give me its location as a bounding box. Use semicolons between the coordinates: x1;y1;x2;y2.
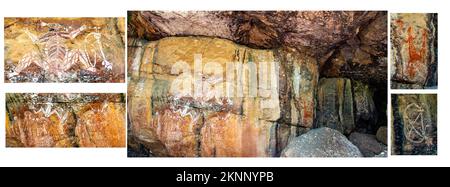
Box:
127;37;317;157
6;93;126;148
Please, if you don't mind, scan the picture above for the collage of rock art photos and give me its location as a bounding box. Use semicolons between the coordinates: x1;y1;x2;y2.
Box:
1;11;438;159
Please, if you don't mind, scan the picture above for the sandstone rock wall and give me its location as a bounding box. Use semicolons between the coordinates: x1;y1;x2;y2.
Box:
6;93;126;147
392;94;437;155
127;37;318;157
390;13;437;89
315;78;380;135
4;17;126;83
316;78;354;135
127;11;388;157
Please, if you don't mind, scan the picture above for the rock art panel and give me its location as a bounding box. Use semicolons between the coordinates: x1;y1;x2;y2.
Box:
127;37;318;157
390;13;437;89
316;78;354;135
392;94;437;155
6;93;126;147
127;11;388;157
4;17;125;83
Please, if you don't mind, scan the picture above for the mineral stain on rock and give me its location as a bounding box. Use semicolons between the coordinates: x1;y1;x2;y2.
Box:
6;93;126;148
127;11;388;157
4;17;126;83
390;13;438;89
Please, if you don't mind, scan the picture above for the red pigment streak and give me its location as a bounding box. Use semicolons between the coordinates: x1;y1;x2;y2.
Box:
406;26;427;77
396;19;404;31
301;100;312;120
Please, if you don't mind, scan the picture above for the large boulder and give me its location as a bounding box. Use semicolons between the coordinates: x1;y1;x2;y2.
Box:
281;127;362;157
376;126;388;145
349;132;385;157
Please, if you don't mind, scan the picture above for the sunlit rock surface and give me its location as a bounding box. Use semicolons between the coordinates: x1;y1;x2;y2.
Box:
4;17;125;83
6;93;126;147
392;94;437;155
127;11;388;157
127;37;317;157
390;13;438;89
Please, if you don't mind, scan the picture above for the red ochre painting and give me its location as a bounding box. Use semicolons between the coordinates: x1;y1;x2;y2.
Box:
390;13;438;89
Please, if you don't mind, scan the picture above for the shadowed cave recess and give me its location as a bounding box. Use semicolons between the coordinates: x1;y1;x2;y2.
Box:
127;11;388;157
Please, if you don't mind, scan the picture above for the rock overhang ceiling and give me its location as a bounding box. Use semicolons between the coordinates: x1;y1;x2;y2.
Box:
128;11;387;85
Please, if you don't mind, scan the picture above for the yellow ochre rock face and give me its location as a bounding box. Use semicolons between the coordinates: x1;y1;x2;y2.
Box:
128;37;318;157
6;93;126;148
4;17;126;83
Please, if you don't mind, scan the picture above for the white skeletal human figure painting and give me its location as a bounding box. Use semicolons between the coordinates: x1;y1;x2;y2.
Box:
4;18;124;83
9;22;110;80
392;94;437;155
403;103;432;144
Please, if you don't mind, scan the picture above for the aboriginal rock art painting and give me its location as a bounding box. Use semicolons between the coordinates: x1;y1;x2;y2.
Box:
127;11;388;157
6;93;126;147
390;13;437;89
392;94;437;155
4;18;125;83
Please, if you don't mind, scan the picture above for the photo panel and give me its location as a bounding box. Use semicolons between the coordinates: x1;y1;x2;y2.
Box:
6;93;126;148
4;17;126;83
390;13;438;89
127;11;388;157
